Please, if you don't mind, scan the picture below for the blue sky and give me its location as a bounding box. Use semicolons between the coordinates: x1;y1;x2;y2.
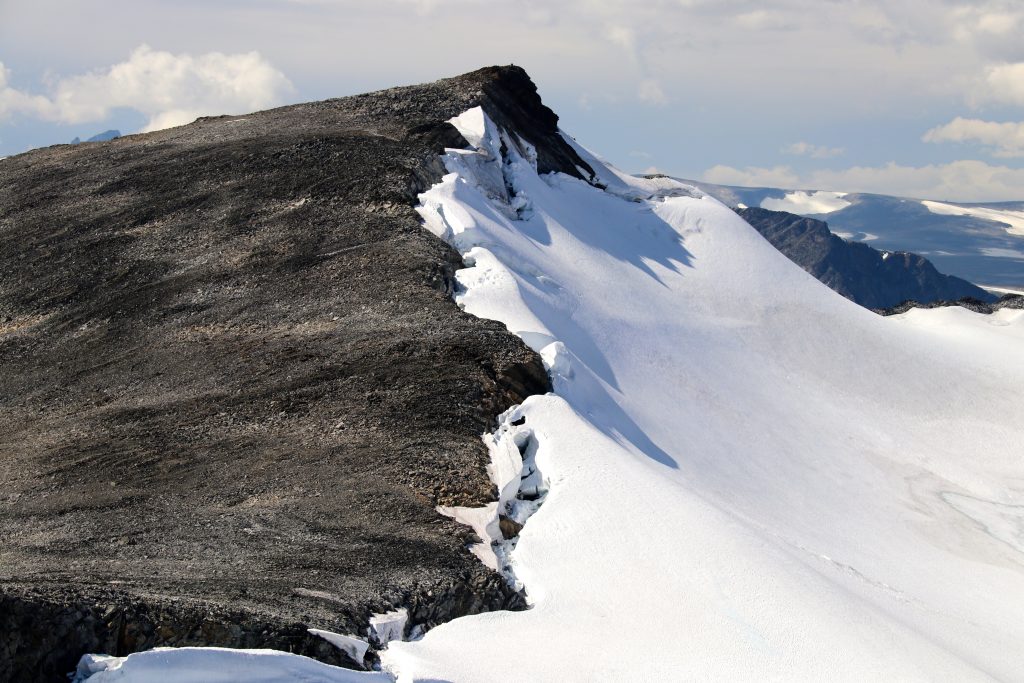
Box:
2;0;1024;201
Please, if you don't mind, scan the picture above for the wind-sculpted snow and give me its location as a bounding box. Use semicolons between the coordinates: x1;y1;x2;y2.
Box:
379;108;1024;681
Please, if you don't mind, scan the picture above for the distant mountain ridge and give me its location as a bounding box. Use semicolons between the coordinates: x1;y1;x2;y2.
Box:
680;179;1024;290
70;129;121;144
736;206;996;309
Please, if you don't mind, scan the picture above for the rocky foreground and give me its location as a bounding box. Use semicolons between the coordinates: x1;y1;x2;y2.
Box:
0;66;595;681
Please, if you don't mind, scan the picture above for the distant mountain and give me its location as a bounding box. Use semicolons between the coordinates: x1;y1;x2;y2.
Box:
70;129;121;144
682;179;1024;291
736;206;996;309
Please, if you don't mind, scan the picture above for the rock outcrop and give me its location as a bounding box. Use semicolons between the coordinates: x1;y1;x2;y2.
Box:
737;206;996;310
0;66;574;681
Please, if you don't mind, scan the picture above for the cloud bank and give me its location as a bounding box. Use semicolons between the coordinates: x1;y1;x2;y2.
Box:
1;1;1023;199
924;117;1024;158
0;46;292;132
704;159;1024;203
983;62;1024;106
783;142;844;159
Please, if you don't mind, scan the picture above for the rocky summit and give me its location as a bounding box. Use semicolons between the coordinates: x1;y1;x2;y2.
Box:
0;66;589;681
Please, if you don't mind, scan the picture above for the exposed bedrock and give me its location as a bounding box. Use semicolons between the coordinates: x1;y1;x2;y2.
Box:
0;66;567;681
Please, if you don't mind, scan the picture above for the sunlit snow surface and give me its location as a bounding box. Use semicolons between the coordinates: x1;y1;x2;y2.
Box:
923;200;1024;237
78;111;1024;681
387;110;1024;681
72;648;389;682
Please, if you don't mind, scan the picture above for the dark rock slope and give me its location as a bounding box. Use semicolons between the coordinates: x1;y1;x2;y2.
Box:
0;66;581;681
737;206;996;309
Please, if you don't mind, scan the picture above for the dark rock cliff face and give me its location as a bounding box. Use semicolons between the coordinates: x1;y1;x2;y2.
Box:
736;206;997;310
0;66;568;681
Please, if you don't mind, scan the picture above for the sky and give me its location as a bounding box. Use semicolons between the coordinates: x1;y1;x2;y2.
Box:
1;0;1024;202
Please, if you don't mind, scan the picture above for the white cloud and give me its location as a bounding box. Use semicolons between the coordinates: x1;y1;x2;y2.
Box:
703;160;1024;202
606;25;636;54
1;1;1006;127
811;160;1024;202
2;0;1023;188
638;78;667;105
0;46;292;132
950;5;1024;56
975;11;1022;35
0;62;55;120
783;141;844;159
142;109;208;133
703;164;802;189
982;62;1024;106
734;10;796;31
923;117;1024;158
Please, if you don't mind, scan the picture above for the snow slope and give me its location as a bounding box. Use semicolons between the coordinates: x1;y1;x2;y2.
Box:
383;110;1024;681
922;200;1024;238
78;110;1024;681
72;648;390;682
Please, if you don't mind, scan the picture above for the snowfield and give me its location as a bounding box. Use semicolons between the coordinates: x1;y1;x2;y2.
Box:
78;110;1024;681
923;200;1024;237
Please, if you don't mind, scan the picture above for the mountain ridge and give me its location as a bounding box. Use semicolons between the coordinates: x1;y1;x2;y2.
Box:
681;178;1024;290
0;65;570;680
736;205;996;309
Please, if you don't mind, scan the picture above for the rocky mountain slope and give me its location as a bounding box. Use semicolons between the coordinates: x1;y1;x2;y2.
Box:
736;206;995;309
0;66;592;681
